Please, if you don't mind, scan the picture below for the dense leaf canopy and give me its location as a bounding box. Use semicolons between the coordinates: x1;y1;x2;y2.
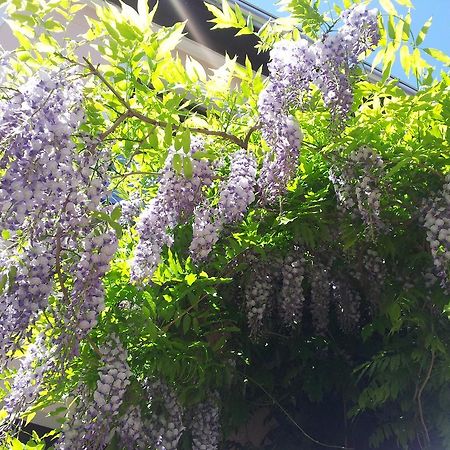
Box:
0;0;450;449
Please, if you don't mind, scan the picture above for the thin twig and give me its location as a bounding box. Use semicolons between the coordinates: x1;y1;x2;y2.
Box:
111;170;159;179
99;110;131;141
162;292;208;333
86;336;102;358
246;374;354;450
55;228;70;305
417;349;435;446
161;249;249;333
243;123;260;149
84;58;251;149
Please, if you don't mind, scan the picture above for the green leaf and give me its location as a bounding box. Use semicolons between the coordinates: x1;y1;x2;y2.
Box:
24;411;36;426
11;438;23;450
183;156;193;178
137;0;149;19
8;266;17;291
371;49;385;71
181;129;191;153
110;221;123;239
156;22;185;58
400;45;411;77
393;19;404;49
1;229;10;240
191;150;215;160
182;314;191;334
387;15;395;40
103;21;121;42
111;205;122;222
173;153;183;175
164;124;173;147
381;43;396;82
423;48;450;66
185;273;197;286
402;13;411;41
0;274;7;294
379;0;398;15
116;21;141;41
416;17;432;46
233;2;246;27
395;0;413;6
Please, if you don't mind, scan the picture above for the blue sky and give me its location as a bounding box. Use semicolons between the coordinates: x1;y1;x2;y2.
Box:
250;0;450;82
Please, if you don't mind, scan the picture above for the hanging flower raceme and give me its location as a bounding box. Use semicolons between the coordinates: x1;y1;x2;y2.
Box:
187;392;222;450
190;150;258;262
0;51;11;85
245;263;277;337
309;260;331;335
218;150;257;223
1;333;54;434
119;193;143;226
60;231;118;354
257;115;303;203
190;201;221;262
257;4;380;202
0;68;118;366
0;244;55;363
132;138;213;282
144;378;185;450
330;146;385;231
0;69;84;232
117;405;149;450
422;175;450;287
0;69;83;362
279;252;306;328
331;279;361;333
57;334;131;450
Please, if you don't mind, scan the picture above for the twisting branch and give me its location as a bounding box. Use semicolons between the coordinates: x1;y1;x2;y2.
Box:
83;58;254;149
244;374;354;450
417;349;435;446
111;170;159;180
99;110;132;142
243;123;260;149
86;336;102;358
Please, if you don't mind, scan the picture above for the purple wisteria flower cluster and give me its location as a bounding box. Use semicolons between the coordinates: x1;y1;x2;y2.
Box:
132;138;214;282
422;175;450;286
63;231;118;349
189;201;221;261
309;261;331;335
330;146;385;231
190;150;257;262
3;334;54;425
242;251;363;337
258;4;379;202
0;243;54;363
119;193;144;225
257;115;303;203
245;265;275;337
360;248;386;307
134;146;258;276
144;378;185;450
280;253;306;328
0;69;116;365
188;392;221;450
0;69;83;231
57;334;131;450
118;405;150;450
0;51;11;85
0;68;120;437
218;150;257;223
331;279;361;333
